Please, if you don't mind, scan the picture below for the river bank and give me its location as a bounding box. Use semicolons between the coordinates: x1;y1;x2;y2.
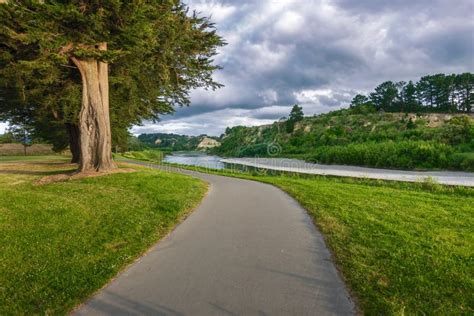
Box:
163;152;474;186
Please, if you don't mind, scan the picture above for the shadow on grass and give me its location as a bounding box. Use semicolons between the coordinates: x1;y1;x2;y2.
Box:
0;169;75;176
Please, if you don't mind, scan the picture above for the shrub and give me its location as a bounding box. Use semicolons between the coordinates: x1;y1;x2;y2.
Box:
237;143;269;157
307;141;454;170
449;153;474;171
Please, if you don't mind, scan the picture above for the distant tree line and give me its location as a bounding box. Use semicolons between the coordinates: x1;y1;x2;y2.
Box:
351;73;473;113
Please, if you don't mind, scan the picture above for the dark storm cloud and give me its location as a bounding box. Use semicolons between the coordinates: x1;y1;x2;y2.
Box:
135;0;474;136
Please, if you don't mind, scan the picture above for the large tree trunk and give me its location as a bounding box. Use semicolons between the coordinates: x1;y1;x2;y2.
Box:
71;43;115;172
65;123;80;163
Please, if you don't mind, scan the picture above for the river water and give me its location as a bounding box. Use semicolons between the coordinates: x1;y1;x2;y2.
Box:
163;152;474;186
163;151;226;169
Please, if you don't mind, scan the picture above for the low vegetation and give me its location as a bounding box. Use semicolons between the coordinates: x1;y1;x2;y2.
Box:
0;157;207;315
156;161;474;315
213;110;474;171
120;149;165;163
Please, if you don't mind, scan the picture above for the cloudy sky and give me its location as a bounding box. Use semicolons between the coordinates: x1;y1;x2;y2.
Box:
2;1;472;136
131;0;474;136
10;0;474;138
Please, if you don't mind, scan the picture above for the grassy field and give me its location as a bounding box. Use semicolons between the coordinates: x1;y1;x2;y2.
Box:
162;162;474;315
2;155;473;315
267;176;473;315
0;158;207;315
119;149;165;163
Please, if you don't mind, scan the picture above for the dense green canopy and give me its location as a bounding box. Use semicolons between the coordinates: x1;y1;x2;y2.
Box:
0;0;225;154
350;73;474;113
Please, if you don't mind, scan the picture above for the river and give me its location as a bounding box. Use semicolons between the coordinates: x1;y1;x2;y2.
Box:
163;152;474;186
163;151;226;169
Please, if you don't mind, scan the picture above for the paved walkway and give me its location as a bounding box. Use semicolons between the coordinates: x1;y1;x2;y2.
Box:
221;158;474;187
74;162;355;316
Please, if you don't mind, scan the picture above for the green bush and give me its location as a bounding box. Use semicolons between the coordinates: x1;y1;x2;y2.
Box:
237;143;269;157
438;116;474;145
461;155;474;171
307;141;454;170
449;153;474;171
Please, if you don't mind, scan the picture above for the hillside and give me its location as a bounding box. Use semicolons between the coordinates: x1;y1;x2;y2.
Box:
212;109;474;171
137;133;220;151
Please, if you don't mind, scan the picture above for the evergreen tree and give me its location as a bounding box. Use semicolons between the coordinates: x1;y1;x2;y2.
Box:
289;104;304;122
456;73;474;113
350;94;369;108
416;75;436;108
370;81;399;111
401;81;419;112
0;1;224;172
354;73;473;113
286;104;304;133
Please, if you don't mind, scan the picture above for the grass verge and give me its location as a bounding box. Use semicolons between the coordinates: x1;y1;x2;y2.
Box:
156;161;474;315
0;158;207;315
119;149;165;163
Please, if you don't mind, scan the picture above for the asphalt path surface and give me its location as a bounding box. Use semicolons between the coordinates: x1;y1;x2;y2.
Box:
74;161;355;316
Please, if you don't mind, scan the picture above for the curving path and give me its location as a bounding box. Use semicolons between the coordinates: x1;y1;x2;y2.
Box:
73;161;355;316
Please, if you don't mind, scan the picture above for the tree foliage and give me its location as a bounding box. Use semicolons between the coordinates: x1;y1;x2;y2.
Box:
352;73;473;113
0;0;225;163
286;104;304;132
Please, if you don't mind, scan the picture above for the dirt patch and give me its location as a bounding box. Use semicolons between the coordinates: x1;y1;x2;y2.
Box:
35;168;136;185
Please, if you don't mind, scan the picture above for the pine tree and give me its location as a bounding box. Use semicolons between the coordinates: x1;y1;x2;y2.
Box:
286;104;304;133
369;81;398;111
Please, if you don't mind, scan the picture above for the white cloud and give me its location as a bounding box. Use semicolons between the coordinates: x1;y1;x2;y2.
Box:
190;0;237;23
274;11;304;35
0;122;8;134
138;0;474;136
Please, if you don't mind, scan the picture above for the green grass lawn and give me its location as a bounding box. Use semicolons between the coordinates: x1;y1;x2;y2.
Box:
2;156;473;315
118;149;165;163
267;176;473;315
162;162;474;315
0;158;207;315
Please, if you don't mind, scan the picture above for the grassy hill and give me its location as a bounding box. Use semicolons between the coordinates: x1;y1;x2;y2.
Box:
212;109;474;171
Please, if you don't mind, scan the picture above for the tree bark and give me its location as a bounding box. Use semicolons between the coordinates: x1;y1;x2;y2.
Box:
71;43;115;172
65;123;80;163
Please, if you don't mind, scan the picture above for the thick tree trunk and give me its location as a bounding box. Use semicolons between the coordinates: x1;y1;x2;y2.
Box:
71;43;115;172
65;123;80;163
